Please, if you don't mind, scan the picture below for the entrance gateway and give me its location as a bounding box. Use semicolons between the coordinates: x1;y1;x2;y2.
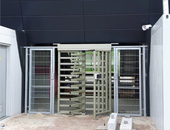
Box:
25;44;147;119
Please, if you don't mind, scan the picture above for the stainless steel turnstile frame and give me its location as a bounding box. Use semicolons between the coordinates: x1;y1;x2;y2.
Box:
57;50;86;115
57;46;112;119
93;50;112;119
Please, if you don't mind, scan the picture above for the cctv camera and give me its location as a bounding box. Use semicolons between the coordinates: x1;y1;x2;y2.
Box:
142;24;152;31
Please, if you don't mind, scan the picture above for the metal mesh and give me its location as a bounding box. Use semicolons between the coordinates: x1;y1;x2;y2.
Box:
30;50;51;113
117;49;141;115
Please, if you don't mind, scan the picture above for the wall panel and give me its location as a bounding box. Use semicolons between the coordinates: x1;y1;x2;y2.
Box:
84;15;149;30
0;0;167;43
21;1;83;16
85;30;145;43
23;16;84;30
26;31;84;44
1;17;23;30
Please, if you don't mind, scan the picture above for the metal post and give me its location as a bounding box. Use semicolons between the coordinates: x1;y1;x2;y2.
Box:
58;51;60;113
93;50;96;119
143;47;146;116
28;49;32;113
139;48;142;116
51;48;55;114
116;49;119;114
109;51;112;112
97;51;100;113
101;51;104;112
50;50;52;114
114;48;117;113
82;51;86;113
106;52;108;111
25;48;28;113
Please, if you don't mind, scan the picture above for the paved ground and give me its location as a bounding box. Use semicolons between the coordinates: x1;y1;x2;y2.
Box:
0;114;156;130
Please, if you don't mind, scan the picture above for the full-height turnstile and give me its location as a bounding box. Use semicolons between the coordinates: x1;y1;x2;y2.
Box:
58;50;86;114
57;44;112;119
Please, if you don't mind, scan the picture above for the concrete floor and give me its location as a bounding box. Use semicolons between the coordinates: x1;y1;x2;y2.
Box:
0;114;156;130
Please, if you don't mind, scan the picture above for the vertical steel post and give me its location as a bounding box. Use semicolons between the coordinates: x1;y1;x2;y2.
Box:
50;50;52;114
28;49;32;113
97;51;100;113
58;51;61;113
93;50;96;119
103;51;105;111
25;48;28;113
143;47;146;116
101;51;104;112
116;49;119;113
139;48;142;116
51;48;55;114
114;48;117;113
82;51;86;113
109;51;112;112
106;51;108;111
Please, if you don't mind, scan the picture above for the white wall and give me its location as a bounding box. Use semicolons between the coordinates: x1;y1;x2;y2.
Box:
150;14;170;130
162;14;170;130
150;16;164;130
0;26;22;117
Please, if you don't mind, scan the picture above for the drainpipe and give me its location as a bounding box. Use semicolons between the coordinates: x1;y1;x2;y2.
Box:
163;0;169;14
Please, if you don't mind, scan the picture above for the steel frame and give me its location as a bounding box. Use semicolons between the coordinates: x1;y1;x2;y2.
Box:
25;48;28;113
25;47;56;114
24;45;147;117
58;50;86;114
57;49;112;119
93;50;112;119
114;47;142;116
143;47;146;116
112;45;148;116
113;46;147;116
93;51;96;119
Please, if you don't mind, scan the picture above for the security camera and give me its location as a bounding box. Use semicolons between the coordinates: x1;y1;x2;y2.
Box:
142;24;152;31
